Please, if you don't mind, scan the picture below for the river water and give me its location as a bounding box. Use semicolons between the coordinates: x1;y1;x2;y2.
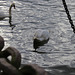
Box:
0;0;75;74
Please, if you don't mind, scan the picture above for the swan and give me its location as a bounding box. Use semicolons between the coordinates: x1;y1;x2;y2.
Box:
0;3;15;20
33;29;50;51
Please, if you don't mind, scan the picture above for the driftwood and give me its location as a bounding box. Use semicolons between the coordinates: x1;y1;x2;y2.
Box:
20;64;48;75
62;0;75;33
0;36;4;51
0;36;48;75
0;47;21;69
0;47;48;75
0;58;22;75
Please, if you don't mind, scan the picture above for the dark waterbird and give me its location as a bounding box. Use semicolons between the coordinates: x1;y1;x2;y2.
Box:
33;29;50;51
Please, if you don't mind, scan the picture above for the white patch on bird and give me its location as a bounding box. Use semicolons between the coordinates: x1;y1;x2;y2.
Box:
34;29;50;41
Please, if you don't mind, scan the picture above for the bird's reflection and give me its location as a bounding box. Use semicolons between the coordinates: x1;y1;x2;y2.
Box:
9;16;15;30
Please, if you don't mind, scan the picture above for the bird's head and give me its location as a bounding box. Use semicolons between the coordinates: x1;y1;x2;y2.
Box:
11;3;15;9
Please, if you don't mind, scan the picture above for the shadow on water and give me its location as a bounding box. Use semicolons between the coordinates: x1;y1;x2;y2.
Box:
32;51;51;54
30;49;52;54
21;49;52;54
43;0;50;1
42;65;75;75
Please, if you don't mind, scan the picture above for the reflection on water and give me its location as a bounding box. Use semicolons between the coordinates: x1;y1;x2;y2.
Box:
71;34;75;44
0;0;75;74
9;16;16;30
47;65;75;75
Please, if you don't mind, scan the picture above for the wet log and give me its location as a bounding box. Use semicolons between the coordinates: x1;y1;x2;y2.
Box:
0;47;21;69
20;64;48;75
0;36;4;51
0;58;22;75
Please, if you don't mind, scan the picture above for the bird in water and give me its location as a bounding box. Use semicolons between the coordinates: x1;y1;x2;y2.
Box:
33;29;50;52
0;3;15;21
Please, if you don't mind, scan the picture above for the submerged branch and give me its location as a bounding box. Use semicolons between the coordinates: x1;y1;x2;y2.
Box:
62;0;75;33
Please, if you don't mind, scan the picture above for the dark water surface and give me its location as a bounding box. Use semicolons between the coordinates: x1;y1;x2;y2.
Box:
0;0;75;74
